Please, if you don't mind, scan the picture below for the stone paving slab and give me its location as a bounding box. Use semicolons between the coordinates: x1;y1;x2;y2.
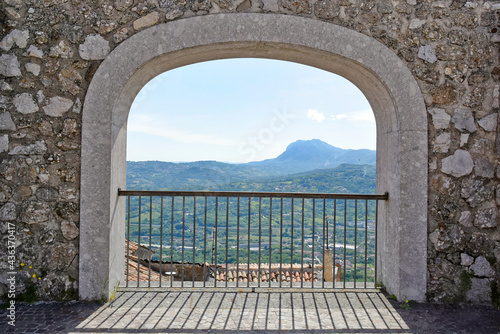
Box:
3;290;500;333
0;291;412;333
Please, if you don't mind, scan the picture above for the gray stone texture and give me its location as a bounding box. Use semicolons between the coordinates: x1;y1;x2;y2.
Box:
429;108;451;129
467;278;492;303
25;63;41;76
0;134;8;153
441;150;474;177
460;253;474;266
0;112;16;131
43;97;74;117
418;45;437;63
0;54;21;77
24;45;43;58
79;35;110;60
452;109;476;133
433;132;451;153
13;93;38;114
61;220;79;240
8;140;47;155
471;256;495;277
474;207;498;229
0;29;29;51
478;113;498;131
0;202;16;221
0;0;498;307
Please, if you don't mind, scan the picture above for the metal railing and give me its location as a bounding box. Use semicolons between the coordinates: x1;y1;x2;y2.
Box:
119;190;388;290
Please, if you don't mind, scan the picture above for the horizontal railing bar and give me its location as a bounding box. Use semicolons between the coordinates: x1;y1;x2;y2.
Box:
118;189;389;200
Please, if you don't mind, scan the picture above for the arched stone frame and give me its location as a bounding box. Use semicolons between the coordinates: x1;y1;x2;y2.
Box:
79;13;428;302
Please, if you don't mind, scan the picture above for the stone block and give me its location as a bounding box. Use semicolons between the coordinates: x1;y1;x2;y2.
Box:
133;12;160;30
0;54;21;77
471;256;495;277
478;113;498;132
433;132;451;153
43;97;74;117
79;34;110;60
9;140;47;155
0;29;29;51
418;45;437;63
0;112;16;131
0;134;8;153
0;202;17;221
474;207;498;229
461;253;474;266
467;278;491;303
474;158;495;178
452;109;476;133
441;150;474;177
61;221;80;240
429;108;451;129
13;93;38;114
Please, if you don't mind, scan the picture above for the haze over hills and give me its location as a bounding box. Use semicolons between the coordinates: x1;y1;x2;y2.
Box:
126;139;376;192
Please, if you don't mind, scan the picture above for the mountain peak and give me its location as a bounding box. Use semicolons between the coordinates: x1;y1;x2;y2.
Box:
276;139;343;163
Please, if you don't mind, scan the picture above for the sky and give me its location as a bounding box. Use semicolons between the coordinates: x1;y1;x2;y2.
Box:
127;58;376;163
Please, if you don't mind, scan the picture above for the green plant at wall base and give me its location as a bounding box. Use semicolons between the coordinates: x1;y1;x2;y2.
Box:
61;286;79;301
109;282;120;301
458;270;473;302
399;300;411;310
491;281;500;309
486;256;496;267
15;262;43;303
16;280;38;303
386;294;397;301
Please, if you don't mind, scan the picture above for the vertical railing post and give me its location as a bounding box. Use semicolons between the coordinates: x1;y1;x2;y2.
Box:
203;197;208;288
214;197;218;287
269;198;273;288
364;199;368;288
225;197;229;287
247;197;251;288
343;199;347;289
126;195;130;287
170;197;174;288
236;197;240;288
290;198;294;288
193;197;197;287
159;196;163;287
354;199;358;288
279;198;283;288
137;196;142;287
148;196;152;287
300;199;304;288
312;199;316;288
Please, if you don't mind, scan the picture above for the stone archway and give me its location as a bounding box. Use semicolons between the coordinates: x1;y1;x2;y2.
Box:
80;13;427;302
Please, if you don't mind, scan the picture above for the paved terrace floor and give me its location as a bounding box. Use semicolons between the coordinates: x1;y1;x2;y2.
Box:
1;290;500;333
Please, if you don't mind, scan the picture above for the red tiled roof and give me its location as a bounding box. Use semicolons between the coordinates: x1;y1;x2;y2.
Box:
125;240;342;283
125;240;162;282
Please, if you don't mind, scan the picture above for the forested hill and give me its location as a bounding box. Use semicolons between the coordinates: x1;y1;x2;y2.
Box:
126;139;376;193
126;162;376;194
215;164;376;194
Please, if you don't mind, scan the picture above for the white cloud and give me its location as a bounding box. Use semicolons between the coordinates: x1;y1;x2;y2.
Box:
307;109;325;122
127;116;241;146
330;109;375;123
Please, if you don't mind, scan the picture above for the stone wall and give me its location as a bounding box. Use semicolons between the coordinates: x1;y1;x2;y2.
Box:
0;0;499;304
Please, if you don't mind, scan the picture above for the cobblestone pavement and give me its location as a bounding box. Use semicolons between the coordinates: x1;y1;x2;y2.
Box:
1;290;499;333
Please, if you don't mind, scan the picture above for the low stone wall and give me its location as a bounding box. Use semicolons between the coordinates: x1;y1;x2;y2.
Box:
0;0;499;305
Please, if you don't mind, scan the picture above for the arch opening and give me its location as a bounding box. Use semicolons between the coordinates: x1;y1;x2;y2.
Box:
80;13;427;302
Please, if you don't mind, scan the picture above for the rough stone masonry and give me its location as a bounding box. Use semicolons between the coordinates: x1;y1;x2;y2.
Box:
0;0;499;305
